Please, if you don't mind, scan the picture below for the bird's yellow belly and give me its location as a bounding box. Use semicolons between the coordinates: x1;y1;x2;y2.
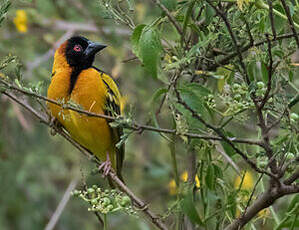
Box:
58;110;112;161
58;109;112;162
47;68;116;165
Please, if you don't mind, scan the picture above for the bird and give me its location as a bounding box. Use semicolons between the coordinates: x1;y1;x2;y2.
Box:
47;36;124;181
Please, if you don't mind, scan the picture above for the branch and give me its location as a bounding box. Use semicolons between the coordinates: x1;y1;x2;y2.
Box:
267;0;276;39
224;183;299;230
284;170;299;185
207;32;299;71
0;79;262;146
206;0;250;84
151;0;183;35
259;34;273;109
45;178;78;230
250;37;278;176
2;91;168;230
279;0;299;47
173;81;277;179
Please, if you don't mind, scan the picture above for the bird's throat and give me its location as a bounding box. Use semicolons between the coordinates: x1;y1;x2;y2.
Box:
69;67;82;94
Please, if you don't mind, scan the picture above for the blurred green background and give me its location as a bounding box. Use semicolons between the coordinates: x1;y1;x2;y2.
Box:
0;0;298;229
0;1;172;229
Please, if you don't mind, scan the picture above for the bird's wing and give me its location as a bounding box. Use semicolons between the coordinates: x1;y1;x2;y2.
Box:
93;67;125;180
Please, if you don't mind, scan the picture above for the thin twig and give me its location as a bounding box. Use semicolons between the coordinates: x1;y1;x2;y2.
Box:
259;34;273;109
151;0;183;35
267;0;276;39
279;0;299;47
242;173;264;217
173;81;277;179
0;79;262;146
206;0;250;84
224;183;299;230
45;178;78;230
207;32;299;71
284;170;299;185
109;171;168;230
2;91;168;230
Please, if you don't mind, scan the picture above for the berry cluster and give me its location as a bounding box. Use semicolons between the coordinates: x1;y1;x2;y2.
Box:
72;185;136;215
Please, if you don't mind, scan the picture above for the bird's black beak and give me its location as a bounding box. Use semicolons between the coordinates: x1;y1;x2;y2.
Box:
84;41;107;58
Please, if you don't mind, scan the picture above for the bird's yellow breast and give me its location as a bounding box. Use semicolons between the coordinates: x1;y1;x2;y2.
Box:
47;67;114;164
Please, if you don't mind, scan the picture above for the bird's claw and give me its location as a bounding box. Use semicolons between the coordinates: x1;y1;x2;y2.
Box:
49;117;63;136
98;155;112;177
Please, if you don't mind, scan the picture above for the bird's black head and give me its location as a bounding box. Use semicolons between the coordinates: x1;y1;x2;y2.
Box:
65;36;107;69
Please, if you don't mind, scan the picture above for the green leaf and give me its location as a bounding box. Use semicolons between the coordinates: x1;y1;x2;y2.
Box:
216;66;232;92
247;61;268;82
213;164;223;179
181;192;204;226
260;61;268;83
287;195;299;213
205;164;215;190
247;61;257;81
131;24;146;59
221;141;235;157
177;83;211;126
178;89;207;116
180;83;210;97
220;131;236;156
161;0;177;11
205;4;215;25
151;88;168;104
139;27;162;78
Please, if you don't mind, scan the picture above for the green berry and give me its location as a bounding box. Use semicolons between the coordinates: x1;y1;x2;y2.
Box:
121;196;131;206
234;94;242;101
256;90;263;97
233;83;240;90
102;197;111;206
290;113;298;121
72;190;80;196
257;81;264;89
92;185;97;189
258;161;267;168
285;152;295;160
107;204;114;211
237;102;244;108
91;199;98;205
87;188;95;194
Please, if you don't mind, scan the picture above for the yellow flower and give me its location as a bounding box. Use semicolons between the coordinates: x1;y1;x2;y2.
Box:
181;171;200;188
234;171;254;190
181;171;188;182
168;179;177;195
168;171;200;195
13;10;28;33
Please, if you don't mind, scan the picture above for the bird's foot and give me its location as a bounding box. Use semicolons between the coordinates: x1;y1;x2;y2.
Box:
98;153;112;177
49;117;63;136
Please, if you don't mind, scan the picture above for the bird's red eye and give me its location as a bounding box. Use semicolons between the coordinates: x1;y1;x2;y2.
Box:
73;44;82;52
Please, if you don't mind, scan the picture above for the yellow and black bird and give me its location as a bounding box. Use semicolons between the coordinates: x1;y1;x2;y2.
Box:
47;36;124;180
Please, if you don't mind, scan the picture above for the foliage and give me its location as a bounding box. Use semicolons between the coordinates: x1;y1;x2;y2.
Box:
0;0;298;230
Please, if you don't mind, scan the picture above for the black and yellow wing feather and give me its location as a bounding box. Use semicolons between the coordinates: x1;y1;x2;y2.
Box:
93;67;125;181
